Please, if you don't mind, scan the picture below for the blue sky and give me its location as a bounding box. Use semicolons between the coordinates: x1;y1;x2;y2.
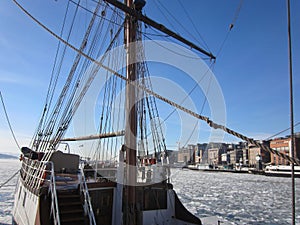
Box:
0;0;299;154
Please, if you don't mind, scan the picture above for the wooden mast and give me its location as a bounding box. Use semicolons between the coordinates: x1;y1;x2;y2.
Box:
124;0;139;224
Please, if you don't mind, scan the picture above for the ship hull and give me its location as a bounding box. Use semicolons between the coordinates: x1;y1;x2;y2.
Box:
12;151;201;225
12;182;201;225
264;171;300;178
12;178;201;225
265;165;300;178
12;177;41;225
12;159;201;225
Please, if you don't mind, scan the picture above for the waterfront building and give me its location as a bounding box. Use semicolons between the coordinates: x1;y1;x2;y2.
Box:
242;147;249;166
227;148;243;166
224;143;245;166
221;153;230;166
248;140;270;167
208;148;219;166
195;143;208;163
207;143;227;166
237;142;249;165
270;137;300;165
177;144;196;164
178;135;300;168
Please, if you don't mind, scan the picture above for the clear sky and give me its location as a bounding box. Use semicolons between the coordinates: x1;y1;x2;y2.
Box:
0;0;299;154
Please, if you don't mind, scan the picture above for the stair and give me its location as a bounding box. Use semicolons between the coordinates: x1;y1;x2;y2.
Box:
57;189;88;225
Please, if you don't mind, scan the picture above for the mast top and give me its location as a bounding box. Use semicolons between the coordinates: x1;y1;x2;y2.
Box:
105;0;216;60
133;0;146;10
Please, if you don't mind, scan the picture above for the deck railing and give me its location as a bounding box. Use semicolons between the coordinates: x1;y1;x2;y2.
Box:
20;158;60;225
47;161;60;225
79;168;96;225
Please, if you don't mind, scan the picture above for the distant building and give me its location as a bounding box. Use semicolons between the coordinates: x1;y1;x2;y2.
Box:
175;135;300;167
206;143;227;166
221;153;230;165
208;148;219;166
195;143;208;164
270;137;300;165
177;145;195;163
224;142;247;167
227;148;243;166
242;147;249;165
238;142;249;165
248;141;270;167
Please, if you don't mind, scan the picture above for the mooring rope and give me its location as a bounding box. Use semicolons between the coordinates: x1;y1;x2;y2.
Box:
0;169;20;189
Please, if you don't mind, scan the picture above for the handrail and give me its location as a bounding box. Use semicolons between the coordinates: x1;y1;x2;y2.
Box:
79;168;96;225
19;158;60;224
47;161;61;225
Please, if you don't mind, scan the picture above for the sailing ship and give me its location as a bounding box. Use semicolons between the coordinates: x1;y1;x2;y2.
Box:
11;0;213;224
10;0;300;225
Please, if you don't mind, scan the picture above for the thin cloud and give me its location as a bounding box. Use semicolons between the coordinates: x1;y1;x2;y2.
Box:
0;70;44;87
0;129;31;154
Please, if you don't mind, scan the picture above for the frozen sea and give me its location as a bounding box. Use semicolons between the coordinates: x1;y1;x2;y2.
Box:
1;159;300;225
0;159;20;225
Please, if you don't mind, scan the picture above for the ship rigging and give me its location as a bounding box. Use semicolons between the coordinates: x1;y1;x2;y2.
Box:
7;0;300;225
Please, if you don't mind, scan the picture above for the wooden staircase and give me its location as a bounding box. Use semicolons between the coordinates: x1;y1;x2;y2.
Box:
57;189;88;225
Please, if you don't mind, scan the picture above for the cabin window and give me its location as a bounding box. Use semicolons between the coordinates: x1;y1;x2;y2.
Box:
143;188;167;210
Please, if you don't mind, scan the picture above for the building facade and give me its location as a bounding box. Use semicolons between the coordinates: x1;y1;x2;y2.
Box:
177;145;197;163
248;141;270;167
194;143;208;164
176;135;299;167
270;137;300;165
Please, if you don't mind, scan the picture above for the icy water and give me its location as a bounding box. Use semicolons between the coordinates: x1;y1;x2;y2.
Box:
0;159;20;225
171;169;300;225
0;159;300;225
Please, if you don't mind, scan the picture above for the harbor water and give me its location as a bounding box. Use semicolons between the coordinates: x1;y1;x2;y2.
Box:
0;159;300;225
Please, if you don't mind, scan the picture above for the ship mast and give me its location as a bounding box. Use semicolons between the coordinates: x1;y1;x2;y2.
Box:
118;0;214;223
124;0;140;224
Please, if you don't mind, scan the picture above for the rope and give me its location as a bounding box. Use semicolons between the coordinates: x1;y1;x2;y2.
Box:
0;169;20;188
176;0;211;51
206;120;300;165
34;0;82;151
69;0;123;27
13;0;300;166
152;0;178;35
265;121;300;140
230;0;244;31
182;67;214;148
0;91;20;150
31;0;71;147
216;0;244;57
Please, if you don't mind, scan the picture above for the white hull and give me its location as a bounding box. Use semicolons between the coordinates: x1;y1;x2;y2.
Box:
265;165;300;178
187;164;212;171
12;177;40;225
